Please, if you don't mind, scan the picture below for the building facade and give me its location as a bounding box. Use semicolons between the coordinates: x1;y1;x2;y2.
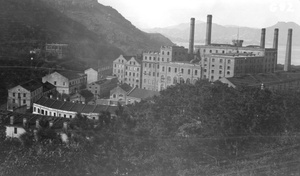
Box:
33;96;118;120
87;77;118;99
113;55;142;88
158;61;201;91
7;80;43;111
84;68;98;84
45;43;68;59
42;71;87;95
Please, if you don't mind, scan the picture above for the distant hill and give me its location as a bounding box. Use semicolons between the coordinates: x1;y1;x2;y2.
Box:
144;21;300;46
0;0;173;66
41;0;173;54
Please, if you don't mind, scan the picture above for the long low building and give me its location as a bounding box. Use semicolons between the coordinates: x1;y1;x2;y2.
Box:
33;97;118;120
219;71;300;91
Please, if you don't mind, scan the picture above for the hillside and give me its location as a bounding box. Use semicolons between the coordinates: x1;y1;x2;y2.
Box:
145;20;300;46
0;0;173;66
41;0;173;55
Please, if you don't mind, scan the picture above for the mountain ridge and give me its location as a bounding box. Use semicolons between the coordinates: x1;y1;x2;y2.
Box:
144;21;300;46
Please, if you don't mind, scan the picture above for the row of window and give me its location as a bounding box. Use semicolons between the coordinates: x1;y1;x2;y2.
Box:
12;99;27;104
125;72;139;77
12;93;26;98
204;58;231;64
162;67;199;75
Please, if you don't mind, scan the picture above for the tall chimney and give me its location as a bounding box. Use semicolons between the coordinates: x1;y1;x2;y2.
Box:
273;28;279;71
260;28;266;48
188;18;195;55
284;29;293;72
205;15;212;45
273;28;279;49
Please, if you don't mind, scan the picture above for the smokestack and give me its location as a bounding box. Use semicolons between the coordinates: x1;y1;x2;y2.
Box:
205;15;212;45
273;28;279;71
188;18;195;55
273;28;279;49
284;29;293;72
260;28;266;48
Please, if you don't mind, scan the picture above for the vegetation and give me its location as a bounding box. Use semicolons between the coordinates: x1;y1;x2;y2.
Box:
1;80;300;175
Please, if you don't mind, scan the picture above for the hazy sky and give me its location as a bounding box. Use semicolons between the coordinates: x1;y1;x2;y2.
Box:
98;0;300;29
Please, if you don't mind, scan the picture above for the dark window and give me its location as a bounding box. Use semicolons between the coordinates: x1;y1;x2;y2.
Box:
23;93;26;97
14;128;17;134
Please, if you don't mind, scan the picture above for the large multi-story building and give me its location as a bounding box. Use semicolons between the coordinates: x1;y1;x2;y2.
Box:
42;71;87;95
112;55;142;88
142;52;160;91
7;80;43;111
194;15;278;81
158;61;201;91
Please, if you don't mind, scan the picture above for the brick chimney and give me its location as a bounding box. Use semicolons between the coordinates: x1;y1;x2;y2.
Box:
188;18;195;55
273;28;279;50
205;15;212;45
284;29;293;72
260;28;266;48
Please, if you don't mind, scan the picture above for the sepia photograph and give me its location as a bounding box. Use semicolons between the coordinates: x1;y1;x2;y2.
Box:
0;0;300;175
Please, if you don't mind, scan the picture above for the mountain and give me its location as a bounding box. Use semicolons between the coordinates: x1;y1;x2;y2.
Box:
145;21;300;46
41;0;173;55
0;0;173;66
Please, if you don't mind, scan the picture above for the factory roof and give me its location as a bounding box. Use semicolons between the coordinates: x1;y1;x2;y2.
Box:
127;88;160;99
35;96;117;115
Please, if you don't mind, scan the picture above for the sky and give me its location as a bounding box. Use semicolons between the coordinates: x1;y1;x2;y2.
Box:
98;0;300;29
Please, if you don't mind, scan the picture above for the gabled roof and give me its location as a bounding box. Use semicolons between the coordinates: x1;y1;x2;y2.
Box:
43;82;56;92
13;79;43;92
55;71;85;80
123;56;136;61
119;83;133;93
127;88;159;99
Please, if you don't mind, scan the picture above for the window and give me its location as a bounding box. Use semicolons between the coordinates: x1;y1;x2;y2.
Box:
195;70;198;75
23;100;26;104
181;69;184;74
188;69;191;74
34;107;36;112
175;68;177;73
227;71;230;75
219;71;222;74
145;56;147;60
162;67;165;72
23;93;26;97
212;58;215;62
54;81;57;85
64;114;66;118
211;70;214;74
63;82;65;86
12;99;15;103
113;94;116;98
220;59;223;63
14;127;17;134
13;93;15;97
168;67;171;72
167;52;170;55
153;72;155;76
227;66;231;70
149;57;152;60
228;60;231;64
70;115;72;119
